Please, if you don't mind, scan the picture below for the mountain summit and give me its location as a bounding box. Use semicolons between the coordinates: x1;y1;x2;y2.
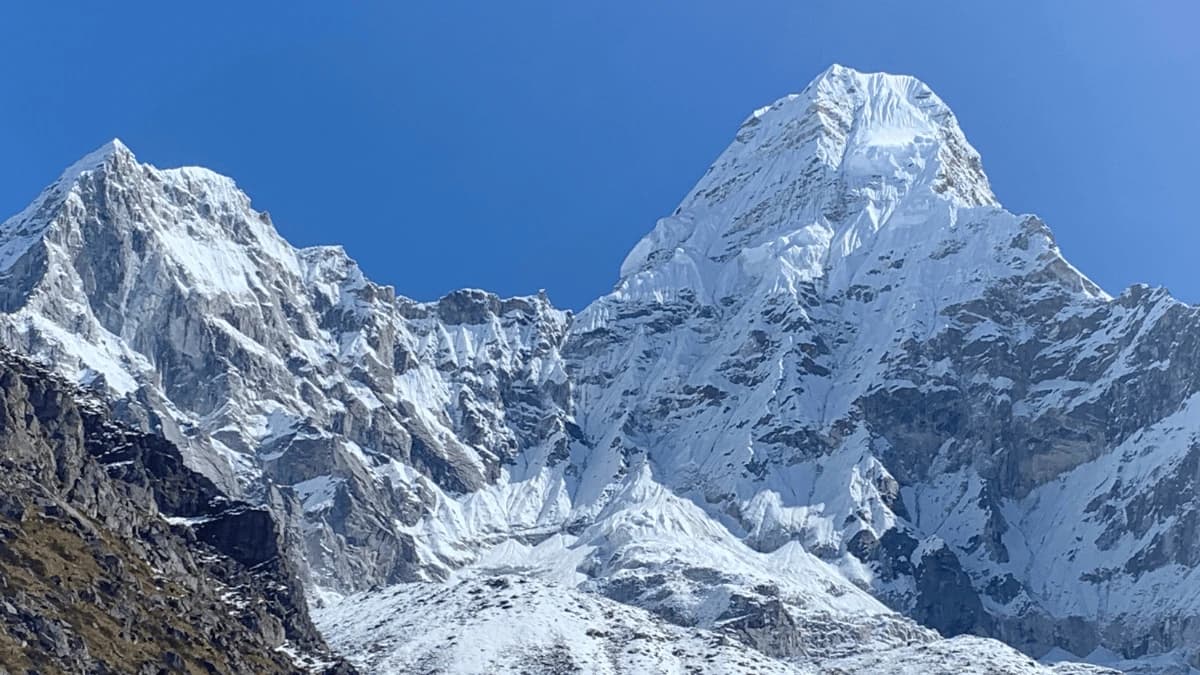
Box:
1;67;1195;673
619;65;995;291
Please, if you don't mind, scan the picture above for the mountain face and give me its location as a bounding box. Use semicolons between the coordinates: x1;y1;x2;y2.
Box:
0;65;1195;672
0;346;350;673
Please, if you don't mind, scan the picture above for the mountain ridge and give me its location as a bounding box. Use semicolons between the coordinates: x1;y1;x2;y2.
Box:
1;66;1197;673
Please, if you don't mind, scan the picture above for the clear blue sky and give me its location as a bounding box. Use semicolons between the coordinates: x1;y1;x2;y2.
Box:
1;2;1197;309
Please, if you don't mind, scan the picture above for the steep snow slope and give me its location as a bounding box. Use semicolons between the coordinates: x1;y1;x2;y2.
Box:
2;65;1199;671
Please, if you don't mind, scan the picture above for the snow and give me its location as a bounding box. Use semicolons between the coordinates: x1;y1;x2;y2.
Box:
12;311;144;394
316;574;812;674
0;65;1188;673
155;227;260;297
0;139;126;274
1003;392;1200;623
163;514;216;527
55;138;130;187
612;64;1004;307
315;575;1111;674
291;475;343;513
0;228;44;272
825;636;1117;675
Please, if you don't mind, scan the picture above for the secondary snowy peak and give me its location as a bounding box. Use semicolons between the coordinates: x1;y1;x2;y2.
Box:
0;137;578;589
0;139;131;271
616;65;1000;304
0;137;300;301
58;137;132;181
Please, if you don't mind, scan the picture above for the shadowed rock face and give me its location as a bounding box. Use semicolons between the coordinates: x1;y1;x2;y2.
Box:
2;67;1200;672
0;347;352;674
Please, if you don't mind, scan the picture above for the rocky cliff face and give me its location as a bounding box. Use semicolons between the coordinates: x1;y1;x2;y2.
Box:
0;65;1196;672
0;347;350;673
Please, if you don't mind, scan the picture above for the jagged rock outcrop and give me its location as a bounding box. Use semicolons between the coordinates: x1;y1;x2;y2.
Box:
0;347;351;673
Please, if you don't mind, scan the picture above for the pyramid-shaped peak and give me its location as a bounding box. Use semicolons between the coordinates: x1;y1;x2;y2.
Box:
745;64;952;134
731;65;993;207
103;137;132;154
2;139;139;242
809;63;927;90
57;138;137;186
615;67;997;291
81;137;134;164
51;139;247;212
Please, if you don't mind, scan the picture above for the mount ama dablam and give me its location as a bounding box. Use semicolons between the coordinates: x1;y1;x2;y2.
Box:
0;66;1197;673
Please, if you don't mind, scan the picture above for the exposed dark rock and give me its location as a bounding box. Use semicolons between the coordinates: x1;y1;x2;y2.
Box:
0;346;353;674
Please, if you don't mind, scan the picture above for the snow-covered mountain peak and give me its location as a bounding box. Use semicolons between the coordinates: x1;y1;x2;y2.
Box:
32;141;302;299
0;134;579;502
1;139;133;247
785;64;992;201
612;66;1003;307
60;137;134;180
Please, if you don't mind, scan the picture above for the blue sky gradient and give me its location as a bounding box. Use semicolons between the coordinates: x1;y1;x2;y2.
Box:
2;2;1197;308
